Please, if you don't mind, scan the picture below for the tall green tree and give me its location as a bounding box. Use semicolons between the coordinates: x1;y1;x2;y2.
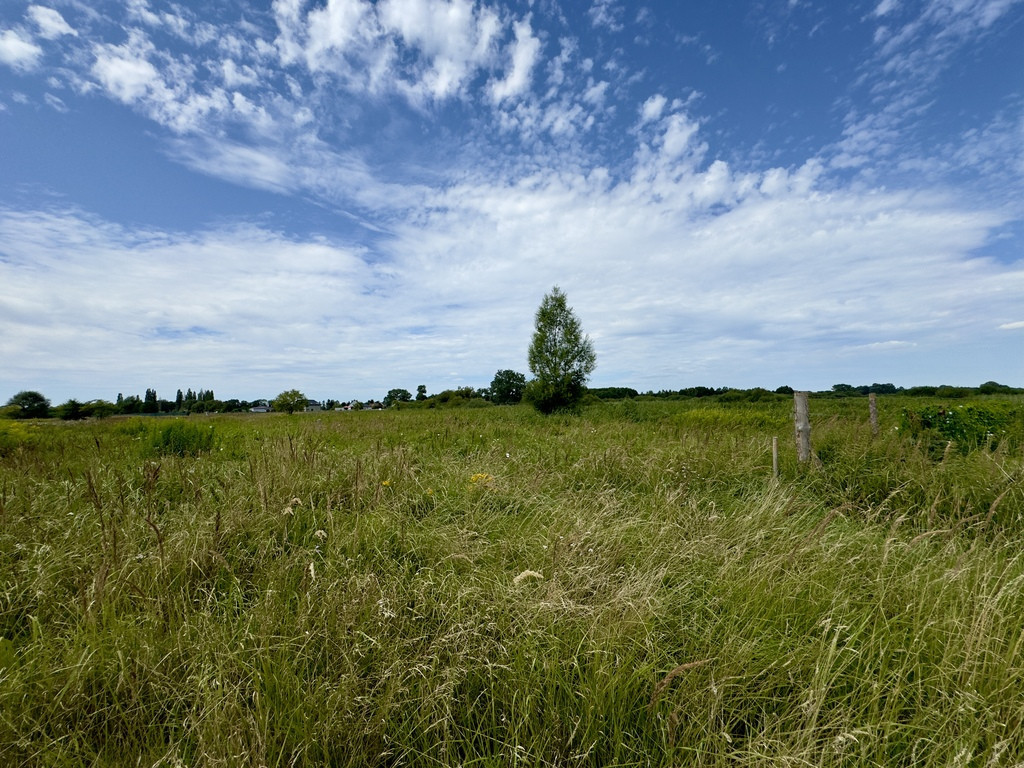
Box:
56;399;85;420
272;389;307;414
119;395;143;414
6;391;51;419
490;369;526;405
525;287;596;414
384;388;413;407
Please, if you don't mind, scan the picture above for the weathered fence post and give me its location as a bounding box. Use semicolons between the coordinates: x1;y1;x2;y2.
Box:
772;436;779;479
869;393;879;437
794;391;812;464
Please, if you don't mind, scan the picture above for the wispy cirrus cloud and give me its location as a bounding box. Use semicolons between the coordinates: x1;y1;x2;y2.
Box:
835;0;1024;181
588;0;624;32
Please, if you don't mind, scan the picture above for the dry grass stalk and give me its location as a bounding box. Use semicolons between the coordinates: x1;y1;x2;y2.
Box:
650;658;713;709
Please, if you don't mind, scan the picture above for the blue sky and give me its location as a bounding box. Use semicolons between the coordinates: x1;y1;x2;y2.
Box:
1;0;1022;404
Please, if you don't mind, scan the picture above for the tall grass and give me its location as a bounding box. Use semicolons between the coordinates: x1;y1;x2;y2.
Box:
1;397;1022;766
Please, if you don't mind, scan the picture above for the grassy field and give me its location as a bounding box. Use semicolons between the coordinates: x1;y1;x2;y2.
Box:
2;395;1023;766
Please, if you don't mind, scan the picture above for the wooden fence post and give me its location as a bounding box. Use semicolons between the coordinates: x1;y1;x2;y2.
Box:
869;393;879;437
794;391;812;463
772;436;779;479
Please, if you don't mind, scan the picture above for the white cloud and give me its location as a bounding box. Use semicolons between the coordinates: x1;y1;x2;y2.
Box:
272;0;310;65
872;0;899;16
379;0;500;100
90;31;233;134
220;58;259;88
0;28;43;71
837;0;1024;184
124;0;215;44
999;321;1024;330
267;0;548;109
0;208;384;399
853;340;916;350
169;138;299;194
546;37;575;89
589;0;624;31
659;112;704;160
27;6;77;39
489;17;540;103
125;0;161;28
640;94;667;123
582;79;609;106
43;92;67;112
91;33;166;104
301;0;376;72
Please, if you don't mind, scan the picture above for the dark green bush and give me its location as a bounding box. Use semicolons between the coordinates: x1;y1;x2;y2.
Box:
899;403;1023;452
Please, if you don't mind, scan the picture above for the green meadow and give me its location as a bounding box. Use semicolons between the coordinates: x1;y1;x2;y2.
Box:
2;395;1023;766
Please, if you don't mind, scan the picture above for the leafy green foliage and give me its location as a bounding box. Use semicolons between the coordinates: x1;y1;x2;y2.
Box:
82;400;117;419
272;389;307;414
419;387;491;409
489;369;526;405
899;402;1023;452
588;386;639;399
5;390;50;419
384;388;413;407
55;399;86;421
526;286;596;414
979;380;1019;395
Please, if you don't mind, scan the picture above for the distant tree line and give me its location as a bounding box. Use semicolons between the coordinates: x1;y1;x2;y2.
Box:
1;387;270;420
822;381;1023;398
4;380;1021;421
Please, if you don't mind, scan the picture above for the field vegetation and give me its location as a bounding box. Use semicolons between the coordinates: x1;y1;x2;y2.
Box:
2;394;1023;766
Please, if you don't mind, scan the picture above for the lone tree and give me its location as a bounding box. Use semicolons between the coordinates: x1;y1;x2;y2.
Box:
384;388;413;407
525;287;596;414
490;369;526;405
272;389;307;414
5;391;51;419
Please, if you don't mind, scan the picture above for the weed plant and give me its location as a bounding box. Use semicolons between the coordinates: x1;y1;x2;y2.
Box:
1;397;1022;766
